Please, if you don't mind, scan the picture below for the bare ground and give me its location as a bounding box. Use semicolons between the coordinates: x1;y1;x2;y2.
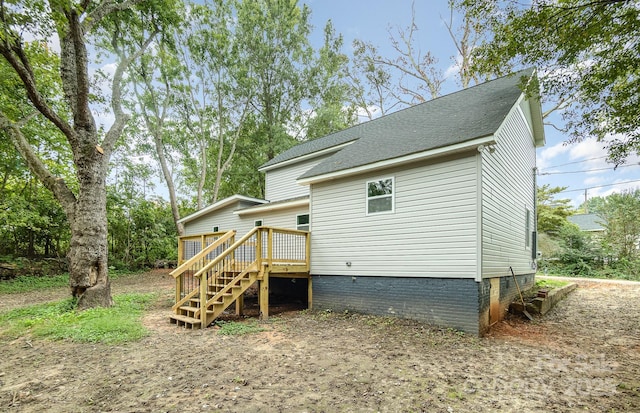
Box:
0;271;639;412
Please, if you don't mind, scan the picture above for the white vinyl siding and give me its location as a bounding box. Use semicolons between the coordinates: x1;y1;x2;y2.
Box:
265;153;334;202
183;202;250;236
310;155;478;278
481;104;537;277
184;202;309;238
241;204;309;230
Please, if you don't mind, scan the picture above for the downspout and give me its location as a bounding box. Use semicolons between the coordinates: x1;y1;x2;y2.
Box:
532;167;538;264
475;146;484;282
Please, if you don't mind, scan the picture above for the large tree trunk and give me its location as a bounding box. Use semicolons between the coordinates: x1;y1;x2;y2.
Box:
69;169;112;309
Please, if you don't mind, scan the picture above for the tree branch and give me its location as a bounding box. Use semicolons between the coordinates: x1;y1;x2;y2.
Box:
0;39;74;139
84;0;143;32
103;27;160;156
0;112;77;218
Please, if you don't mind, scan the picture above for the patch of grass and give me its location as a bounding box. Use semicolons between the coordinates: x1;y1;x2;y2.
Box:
535;278;569;289
0;292;156;344
446;388;466;400
0;270;142;294
215;320;265;336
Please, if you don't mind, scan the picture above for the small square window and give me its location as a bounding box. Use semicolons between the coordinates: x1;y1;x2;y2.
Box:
297;214;310;231
254;219;263;227
366;177;394;215
212;226;219;233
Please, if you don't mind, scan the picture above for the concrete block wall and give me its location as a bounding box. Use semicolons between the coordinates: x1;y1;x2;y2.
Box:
312;275;482;335
500;273;535;306
478;273;536;334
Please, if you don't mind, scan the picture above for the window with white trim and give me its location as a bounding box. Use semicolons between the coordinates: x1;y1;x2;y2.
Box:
254;219;263;227
366;177;394;215
296;214;310;231
212;226;219;233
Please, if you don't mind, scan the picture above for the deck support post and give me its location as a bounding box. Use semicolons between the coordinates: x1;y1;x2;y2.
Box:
199;272;208;327
235;294;244;316
175;276;182;305
259;271;269;320
307;276;312;310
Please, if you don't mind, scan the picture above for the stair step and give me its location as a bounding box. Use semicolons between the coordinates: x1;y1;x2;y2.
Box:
169;314;202;328
179;305;199;313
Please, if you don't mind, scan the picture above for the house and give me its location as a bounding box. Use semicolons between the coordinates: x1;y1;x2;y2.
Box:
176;68;545;335
567;213;605;234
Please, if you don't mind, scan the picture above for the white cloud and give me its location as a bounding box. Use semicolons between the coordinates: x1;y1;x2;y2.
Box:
583;176;605;186
537;141;571;169
356;105;382;122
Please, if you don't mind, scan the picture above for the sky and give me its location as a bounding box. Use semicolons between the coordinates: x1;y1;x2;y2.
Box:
303;0;640;209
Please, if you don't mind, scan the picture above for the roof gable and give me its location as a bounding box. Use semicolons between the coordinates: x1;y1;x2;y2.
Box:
177;195;267;224
298;68;536;181
567;214;605;232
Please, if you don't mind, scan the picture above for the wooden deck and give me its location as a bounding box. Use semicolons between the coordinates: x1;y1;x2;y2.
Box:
169;227;310;329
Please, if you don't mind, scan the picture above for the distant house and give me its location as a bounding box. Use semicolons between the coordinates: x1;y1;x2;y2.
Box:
567;213;606;234
177;69;545;335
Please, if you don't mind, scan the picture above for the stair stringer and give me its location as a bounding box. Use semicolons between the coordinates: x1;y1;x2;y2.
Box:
201;261;262;327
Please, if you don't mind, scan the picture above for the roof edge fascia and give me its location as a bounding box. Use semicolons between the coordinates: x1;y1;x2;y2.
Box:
177;195;268;224
297;136;496;185
234;198;310;215
258;141;357;172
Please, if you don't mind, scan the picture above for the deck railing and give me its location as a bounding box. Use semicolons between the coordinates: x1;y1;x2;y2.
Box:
170;226;310;312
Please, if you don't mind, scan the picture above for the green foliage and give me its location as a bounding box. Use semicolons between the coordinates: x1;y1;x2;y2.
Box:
535;278;568;289
0;270;140;294
0;293;156;344
107;186;178;270
0;273;70;293
537;184;574;234
539;222;602;277
467;0;640;163
215;320;265;336
593;190;640;261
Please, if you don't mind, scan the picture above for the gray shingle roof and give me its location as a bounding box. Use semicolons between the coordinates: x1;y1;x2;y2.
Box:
261;69;533;173
286;68;533;180
567;214;605;232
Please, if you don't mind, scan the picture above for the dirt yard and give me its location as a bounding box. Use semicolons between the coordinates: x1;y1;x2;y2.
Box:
1;271;638;412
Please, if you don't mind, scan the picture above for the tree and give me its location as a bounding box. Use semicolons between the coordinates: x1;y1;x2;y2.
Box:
348;1;497;117
171;0;254;207
590;191;640;261
467;0;640;164
303;20;356;139
0;1;172;308
537;184;574;234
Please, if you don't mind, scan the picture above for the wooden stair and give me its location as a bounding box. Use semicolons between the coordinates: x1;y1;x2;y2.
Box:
169;263;260;329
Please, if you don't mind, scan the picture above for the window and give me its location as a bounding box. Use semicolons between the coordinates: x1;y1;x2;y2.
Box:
525;208;531;248
366;177;394;215
212;226;219;233
254;219;263;227
296;214;310;231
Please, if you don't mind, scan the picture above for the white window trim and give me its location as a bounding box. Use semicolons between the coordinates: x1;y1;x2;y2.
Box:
366;177;395;216
212;226;219;233
296;213;310;231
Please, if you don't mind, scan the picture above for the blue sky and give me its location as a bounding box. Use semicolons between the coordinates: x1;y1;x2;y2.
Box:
304;0;640;209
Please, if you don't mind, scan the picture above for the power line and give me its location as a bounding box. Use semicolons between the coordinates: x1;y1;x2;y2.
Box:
555;179;640;194
539;162;640;175
540;155;608;170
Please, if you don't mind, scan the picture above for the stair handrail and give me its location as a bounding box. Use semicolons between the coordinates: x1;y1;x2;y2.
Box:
193;226;261;278
170;230;236;279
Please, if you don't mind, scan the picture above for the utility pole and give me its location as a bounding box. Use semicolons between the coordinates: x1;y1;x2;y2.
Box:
584;188;588;212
